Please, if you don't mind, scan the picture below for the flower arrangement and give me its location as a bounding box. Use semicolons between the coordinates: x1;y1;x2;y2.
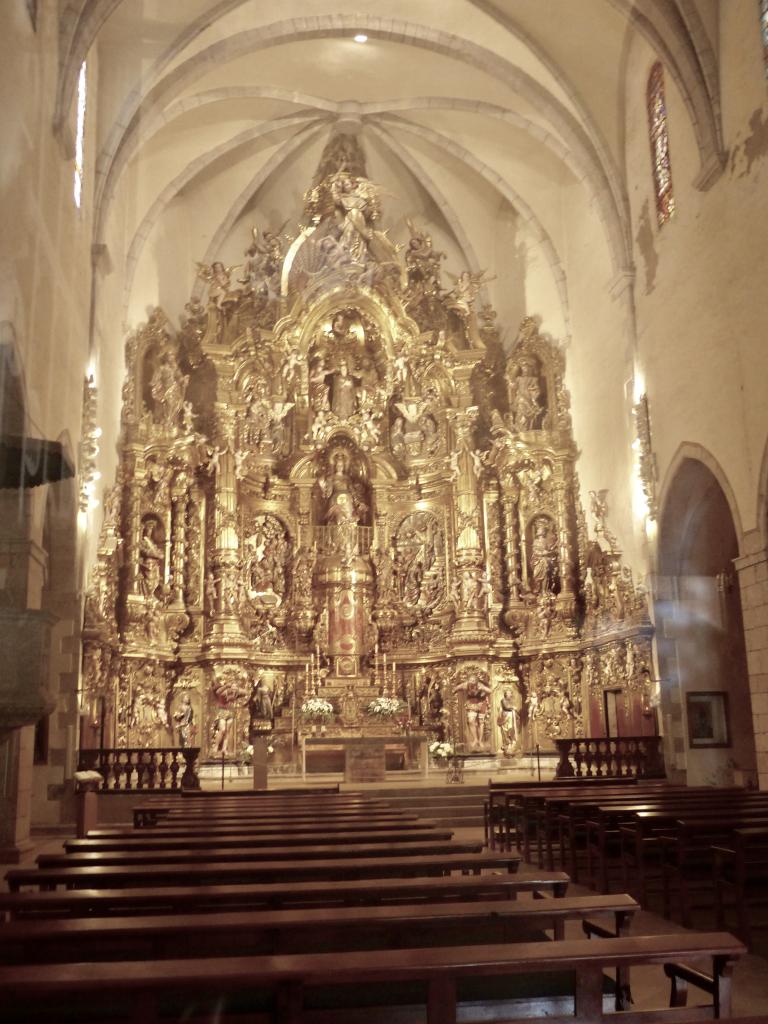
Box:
300;696;335;720
366;696;405;718
429;740;454;761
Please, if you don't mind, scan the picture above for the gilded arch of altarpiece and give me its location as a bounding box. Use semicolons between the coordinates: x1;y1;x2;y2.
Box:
81;137;653;769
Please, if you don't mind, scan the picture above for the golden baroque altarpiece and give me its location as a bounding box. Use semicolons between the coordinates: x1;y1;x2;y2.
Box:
81;136;654;770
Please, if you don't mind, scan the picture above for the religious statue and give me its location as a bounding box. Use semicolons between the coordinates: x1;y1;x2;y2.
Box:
248;674;274;740
210;711;232;756
509;356;543;431
240;224;286;294
392;398;441;460
173;694;195;748
138;518;164;599
497;681;522;756
329;360;360;419
530;517;559;594
309;355;331;412
445;269;495;323
149;354;188;429
196;260;240;306
452;566;491;615
372;545;396;603
453;670;492;751
292;544;316;598
319;450;366;526
405;221;445;297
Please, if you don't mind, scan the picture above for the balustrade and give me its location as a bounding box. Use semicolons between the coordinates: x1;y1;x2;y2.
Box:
77;747;200;792
554;736;664;779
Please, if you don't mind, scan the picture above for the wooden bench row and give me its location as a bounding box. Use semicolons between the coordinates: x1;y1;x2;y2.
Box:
0;870;570;921
0;932;745;1024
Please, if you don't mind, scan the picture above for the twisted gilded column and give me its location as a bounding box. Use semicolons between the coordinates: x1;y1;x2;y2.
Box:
446;406;485;635
206;406;245;649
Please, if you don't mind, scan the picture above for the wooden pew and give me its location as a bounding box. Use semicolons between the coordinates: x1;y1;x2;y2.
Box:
180;785;341;797
508;782;674;863
0;893;639;964
580;792;761;893
618;805;768;907
38;838;482;869
484;777;639;848
0;870;570;921
713;828;768;945
6;849;520;892
0;932;745;1023
133;805;411;828
533;784;684;871
86;816;438;840
132;798;396;828
65;827;453;854
493;781;675;858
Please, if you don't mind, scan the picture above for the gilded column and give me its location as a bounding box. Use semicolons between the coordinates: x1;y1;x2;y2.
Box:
499;470;522;609
125;454;143;596
447;406;486;634
169;474;187;608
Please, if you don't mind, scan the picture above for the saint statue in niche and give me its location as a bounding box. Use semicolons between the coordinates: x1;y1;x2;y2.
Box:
309;355;331;412
149;353;188;428
138;517;164;599
173;694;195;748
509;356;544;431
329;359;360;419
497;681;522;756
453;670;493;751
248;673;274;741
530;517;560;594
320;450;365;526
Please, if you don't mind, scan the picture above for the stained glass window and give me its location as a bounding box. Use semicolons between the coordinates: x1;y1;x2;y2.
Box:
73;62;87;209
646;62;675;227
761;0;768;79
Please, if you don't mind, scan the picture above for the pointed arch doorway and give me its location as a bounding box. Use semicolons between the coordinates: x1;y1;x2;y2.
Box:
655;457;757;786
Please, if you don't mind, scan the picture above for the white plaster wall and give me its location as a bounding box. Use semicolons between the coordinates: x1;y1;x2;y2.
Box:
625;28;768;544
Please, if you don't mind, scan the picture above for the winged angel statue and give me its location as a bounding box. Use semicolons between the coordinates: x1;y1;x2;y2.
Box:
290;171;405;290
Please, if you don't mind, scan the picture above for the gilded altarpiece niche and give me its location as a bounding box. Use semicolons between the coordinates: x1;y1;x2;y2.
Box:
81;134;653;766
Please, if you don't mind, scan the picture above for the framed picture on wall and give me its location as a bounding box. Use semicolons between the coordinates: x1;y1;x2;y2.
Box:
686;691;730;748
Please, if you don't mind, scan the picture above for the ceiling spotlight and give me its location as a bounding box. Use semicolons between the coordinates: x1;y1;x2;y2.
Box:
354;34;368;43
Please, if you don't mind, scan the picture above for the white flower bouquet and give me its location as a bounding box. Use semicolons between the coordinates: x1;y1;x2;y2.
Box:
429;740;454;761
366;696;406;718
300;696;335;720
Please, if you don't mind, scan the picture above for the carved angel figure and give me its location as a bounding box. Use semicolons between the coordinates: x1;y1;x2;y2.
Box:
445;269;495;321
196;260;240;305
240;224;287;293
329;173;402;278
405;220;445;296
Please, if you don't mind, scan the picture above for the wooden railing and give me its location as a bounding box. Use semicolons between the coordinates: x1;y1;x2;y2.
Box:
554;736;665;779
77;747;201;793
